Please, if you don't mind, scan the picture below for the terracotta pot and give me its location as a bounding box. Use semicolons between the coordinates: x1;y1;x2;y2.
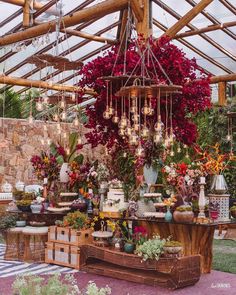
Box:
173;210;194;223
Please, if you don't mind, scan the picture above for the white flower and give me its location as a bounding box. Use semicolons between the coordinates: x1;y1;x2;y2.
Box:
184;175;190;182
165;166;171;173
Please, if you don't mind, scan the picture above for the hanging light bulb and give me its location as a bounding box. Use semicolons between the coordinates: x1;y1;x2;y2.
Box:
61;111;67;121
108;104;114;116
53;114;59;121
28;115;34;124
77;135;82;145
141;105;150;116
129;132;138;145
148;108;154;116
153;132;163;144
136;142;144;157
112;112;119;124
66;148;70;155
103;106;111;120
123;151;127;158
63;131;67;139
154;120;164;132
170;149;175;157
36;101;43;111
133;123;139;132
141;125;149;138
40;138;45;145
118;115;128;129
71;93;76;102
47;138;51;145
164;133;170;148
130;99;136;113
126;122;132;136
226;134;232;141
118;128;126;137
60;100;66;108
177;145;181;153
132;113;139;122
73;117;79;127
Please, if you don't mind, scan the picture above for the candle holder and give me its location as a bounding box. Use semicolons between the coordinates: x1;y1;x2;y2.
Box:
197;177;208;223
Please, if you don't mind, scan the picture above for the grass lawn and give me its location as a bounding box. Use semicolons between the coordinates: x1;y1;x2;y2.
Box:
213;239;236;274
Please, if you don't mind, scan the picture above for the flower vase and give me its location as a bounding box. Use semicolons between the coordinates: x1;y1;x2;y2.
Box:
211;174;228;194
143;165;158;192
59;163;70;183
165;208;172;222
124;242;134;254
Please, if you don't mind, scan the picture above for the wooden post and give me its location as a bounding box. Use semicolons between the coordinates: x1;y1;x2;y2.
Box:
218;81;227;106
135;0;152;39
23;0;30;28
161;0;213;39
210;73;236;84
0;0;128;46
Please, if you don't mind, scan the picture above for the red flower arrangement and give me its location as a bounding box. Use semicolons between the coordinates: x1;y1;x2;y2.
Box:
78;37;211;149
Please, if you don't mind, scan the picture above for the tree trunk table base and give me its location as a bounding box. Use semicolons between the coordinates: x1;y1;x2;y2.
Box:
80;245;201;290
139;221;214;274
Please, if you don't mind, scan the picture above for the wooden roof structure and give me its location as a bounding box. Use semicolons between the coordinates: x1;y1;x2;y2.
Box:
0;0;235;105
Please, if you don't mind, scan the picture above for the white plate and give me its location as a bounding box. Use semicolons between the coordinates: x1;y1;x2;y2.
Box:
60;192;78;197
143;212;165;218
143;193;162;198
58;202;73;207
47;207;70;213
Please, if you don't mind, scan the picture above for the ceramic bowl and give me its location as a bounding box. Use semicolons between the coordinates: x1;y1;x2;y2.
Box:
16;220;26;227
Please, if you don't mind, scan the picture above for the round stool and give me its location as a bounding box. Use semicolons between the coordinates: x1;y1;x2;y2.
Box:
4;227;24;261
22;226;48;262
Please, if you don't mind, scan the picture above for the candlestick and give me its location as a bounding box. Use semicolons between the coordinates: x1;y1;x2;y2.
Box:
198;182;206;218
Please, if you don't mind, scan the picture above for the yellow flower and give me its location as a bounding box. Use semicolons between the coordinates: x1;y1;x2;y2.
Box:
99;212;104;219
122;221;127;227
43;157;49;164
90;222;95;227
93;216;98;222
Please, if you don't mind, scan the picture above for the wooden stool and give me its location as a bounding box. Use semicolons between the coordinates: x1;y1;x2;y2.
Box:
4;227;24;261
22;226;48;262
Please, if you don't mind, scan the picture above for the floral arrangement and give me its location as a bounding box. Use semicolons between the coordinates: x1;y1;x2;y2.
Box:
30;152;60;182
78;37;211;151
108;179;123;189
163;195;177;208
195;143;235;175
135;235;169;261
68;160;91;192
162;162;201;201
95;162;110;183
60;211;90;230
12;273;111;295
133;226;148;246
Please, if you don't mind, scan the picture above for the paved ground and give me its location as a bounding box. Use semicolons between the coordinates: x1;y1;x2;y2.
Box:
0;270;236;295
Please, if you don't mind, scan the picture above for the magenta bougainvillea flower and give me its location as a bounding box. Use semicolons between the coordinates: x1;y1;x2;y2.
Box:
78;37;211;149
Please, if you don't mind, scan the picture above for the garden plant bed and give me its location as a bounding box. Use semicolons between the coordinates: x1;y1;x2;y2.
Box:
80;244;201;289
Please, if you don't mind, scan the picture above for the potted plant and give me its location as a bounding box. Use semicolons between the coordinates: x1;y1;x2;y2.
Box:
163;241;182;255
135;235;168;262
173;205;194;223
30;196;44;214
0;214;17;235
16;200;32;212
124;238;135;254
230;206;236;219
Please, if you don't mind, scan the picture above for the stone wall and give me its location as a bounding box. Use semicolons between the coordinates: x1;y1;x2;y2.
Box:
0;118;104;188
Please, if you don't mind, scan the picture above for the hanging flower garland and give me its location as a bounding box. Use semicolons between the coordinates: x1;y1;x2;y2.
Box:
78;37;211;149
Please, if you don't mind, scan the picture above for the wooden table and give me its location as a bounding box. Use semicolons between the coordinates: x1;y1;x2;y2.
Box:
112;217;236;274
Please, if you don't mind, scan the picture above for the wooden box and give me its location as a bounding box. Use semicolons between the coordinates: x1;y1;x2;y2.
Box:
45;242;54;264
56;227;70;243
48;226;57;241
54;243;70;267
70;246;81;269
70;228;93;246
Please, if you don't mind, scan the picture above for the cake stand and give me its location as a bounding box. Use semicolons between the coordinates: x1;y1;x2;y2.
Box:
92;231;113;247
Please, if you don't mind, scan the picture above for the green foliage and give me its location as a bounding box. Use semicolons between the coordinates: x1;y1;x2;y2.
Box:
0;214;17;231
63;211;88;230
135;235;169;261
0;90;22;118
111;150;136;200
164;241;182;247
12;273;112;295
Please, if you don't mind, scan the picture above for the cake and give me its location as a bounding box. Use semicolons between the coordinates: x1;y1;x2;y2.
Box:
102;179;127;212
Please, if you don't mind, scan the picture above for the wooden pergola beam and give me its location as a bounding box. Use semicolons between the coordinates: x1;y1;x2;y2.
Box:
0;0;41;9
23;0;31;28
218;82;227;106
0;0;128;46
136;0;152;38
0;75;96;95
61;28;118;45
130;0;144;22
161;0;213;39
175;20;236;39
210;73;236;84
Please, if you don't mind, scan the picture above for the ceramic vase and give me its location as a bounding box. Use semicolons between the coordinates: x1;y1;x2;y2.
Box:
124;242;134;254
165;208;172;222
59;163;70;183
30;204;43;213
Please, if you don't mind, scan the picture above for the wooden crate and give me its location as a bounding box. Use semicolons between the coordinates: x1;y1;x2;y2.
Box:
48;226;57;241
45;242;54;264
70;246;81;270
70;228;93;246
54;243;70;267
56;227;70;243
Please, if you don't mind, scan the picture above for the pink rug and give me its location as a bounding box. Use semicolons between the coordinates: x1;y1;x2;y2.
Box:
0;270;236;295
